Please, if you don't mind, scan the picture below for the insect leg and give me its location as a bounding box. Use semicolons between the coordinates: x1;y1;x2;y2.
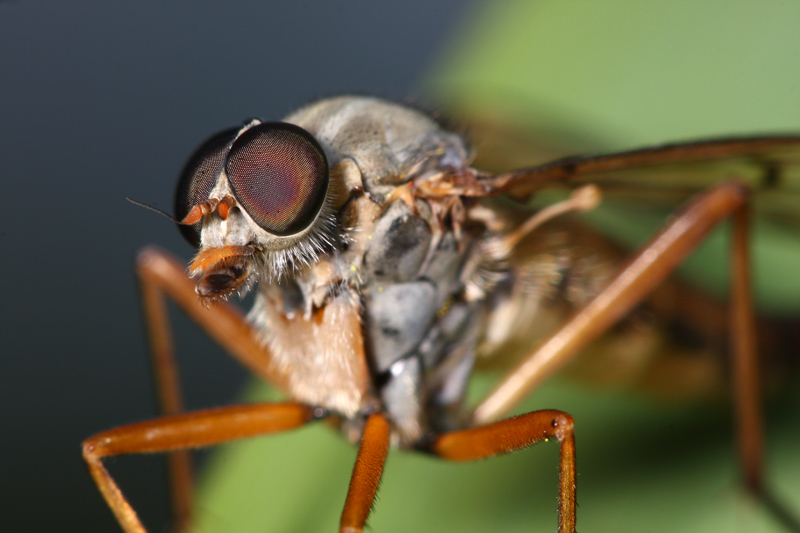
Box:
730;203;762;492
472;181;800;526
339;412;391;533
137;250;192;528
135;246;292;529
426;409;576;532
82;402;317;533
137;246;291;390
730;208;800;531
473;181;751;423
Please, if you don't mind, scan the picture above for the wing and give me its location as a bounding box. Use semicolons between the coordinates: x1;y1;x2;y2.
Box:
433;126;800;316
476;136;800;225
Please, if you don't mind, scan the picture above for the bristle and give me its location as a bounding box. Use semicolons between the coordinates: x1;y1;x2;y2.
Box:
254;203;340;284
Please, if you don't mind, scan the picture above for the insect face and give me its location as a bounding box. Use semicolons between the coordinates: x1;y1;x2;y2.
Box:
174;120;335;300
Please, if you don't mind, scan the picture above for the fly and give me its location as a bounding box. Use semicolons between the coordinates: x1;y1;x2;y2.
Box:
83;95;800;532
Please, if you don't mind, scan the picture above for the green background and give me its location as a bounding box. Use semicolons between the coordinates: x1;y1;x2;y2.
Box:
193;2;800;531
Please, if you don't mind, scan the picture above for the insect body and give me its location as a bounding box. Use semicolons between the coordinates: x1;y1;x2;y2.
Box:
178;96;495;444
83;95;800;532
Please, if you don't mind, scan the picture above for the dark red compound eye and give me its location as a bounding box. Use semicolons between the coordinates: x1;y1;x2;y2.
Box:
225;122;329;236
174;127;239;247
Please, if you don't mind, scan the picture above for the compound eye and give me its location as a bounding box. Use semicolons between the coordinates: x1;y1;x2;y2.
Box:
174;127;239;247
225;122;329;236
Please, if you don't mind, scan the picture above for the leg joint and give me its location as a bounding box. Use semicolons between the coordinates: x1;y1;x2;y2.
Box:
550;412;574;441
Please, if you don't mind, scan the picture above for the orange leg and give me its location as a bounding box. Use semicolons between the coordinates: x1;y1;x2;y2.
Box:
340;413;391;533
83;402;317;533
137;255;192;529
136;246;291;392
730;207;800;531
474;181;754;422
472;181;799;526
729;203;762;493
427;410;576;532
135;247;293;528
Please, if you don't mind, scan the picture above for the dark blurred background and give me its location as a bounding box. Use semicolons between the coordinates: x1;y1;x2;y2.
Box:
0;2;474;531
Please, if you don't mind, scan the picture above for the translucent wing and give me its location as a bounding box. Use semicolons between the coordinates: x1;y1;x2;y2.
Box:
478;135;800;225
